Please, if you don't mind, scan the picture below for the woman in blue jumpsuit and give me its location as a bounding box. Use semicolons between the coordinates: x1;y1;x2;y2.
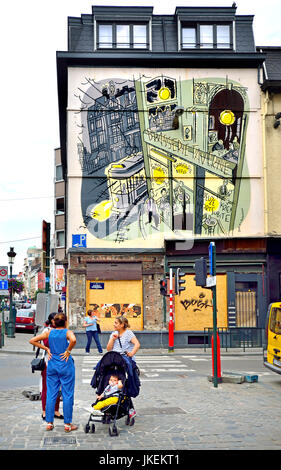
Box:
30;313;77;432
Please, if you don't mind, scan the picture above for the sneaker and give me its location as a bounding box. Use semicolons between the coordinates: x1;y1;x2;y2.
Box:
129;408;136;419
99;351;103;355
85;352;90;354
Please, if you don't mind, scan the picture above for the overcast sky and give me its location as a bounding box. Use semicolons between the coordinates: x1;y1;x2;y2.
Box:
0;0;280;275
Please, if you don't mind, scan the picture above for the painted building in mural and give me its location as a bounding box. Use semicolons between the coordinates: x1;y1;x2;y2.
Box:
56;5;270;342
72;71;252;243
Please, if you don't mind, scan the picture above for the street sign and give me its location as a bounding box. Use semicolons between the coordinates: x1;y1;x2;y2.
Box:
0;280;8;290
90;282;104;290
209;242;215;276
0;279;9;296
206;276;216;287
0;267;8;279
72;234;87;248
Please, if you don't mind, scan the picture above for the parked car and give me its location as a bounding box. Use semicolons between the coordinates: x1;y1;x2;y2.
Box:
15;309;36;333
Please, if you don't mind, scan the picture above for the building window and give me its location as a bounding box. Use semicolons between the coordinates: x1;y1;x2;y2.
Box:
55;165;63;181
56;197;65;215
133;24;147;48
200;25;213;49
181;23;231;49
98;23;148;49
116;24;130;48
217;25;231;49
56;231;65;248
99;24;113;48
182;27;196;49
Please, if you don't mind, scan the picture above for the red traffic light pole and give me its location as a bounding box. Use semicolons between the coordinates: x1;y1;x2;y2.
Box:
168;268;174;353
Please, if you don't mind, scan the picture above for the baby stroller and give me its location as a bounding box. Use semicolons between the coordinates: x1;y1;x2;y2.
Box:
84;351;141;436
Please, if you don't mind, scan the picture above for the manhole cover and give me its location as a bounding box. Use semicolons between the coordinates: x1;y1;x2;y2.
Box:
43;437;77;446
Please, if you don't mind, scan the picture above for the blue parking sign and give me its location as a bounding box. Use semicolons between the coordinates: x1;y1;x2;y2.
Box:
72;234;87;248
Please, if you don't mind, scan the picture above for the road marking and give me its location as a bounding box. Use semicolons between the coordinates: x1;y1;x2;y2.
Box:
188;358;209;361
82;355;195;380
140;379;179;382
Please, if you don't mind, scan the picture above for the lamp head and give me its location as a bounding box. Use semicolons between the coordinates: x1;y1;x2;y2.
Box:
7;247;16;264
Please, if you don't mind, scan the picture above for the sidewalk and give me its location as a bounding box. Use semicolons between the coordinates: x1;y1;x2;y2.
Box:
0;331;263;356
1;333;277;451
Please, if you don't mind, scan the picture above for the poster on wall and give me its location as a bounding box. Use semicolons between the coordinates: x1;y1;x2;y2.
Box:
55;265;65;291
68;68;263;248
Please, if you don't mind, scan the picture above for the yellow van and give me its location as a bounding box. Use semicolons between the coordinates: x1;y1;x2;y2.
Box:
264;302;281;375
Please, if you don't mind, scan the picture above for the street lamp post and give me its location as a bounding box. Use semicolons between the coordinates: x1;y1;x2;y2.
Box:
7;247;16;338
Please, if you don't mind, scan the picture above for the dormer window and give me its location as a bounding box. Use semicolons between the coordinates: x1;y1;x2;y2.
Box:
181;23;232;50
98;23;148;49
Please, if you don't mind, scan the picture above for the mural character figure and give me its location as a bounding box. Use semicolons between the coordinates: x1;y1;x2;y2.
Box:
218;179;231;198
158;187;171;222
145;190;159;228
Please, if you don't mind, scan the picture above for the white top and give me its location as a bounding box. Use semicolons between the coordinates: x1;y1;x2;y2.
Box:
110;329;136;359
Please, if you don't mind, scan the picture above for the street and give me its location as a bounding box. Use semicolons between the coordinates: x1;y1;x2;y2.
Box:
1;336;281;453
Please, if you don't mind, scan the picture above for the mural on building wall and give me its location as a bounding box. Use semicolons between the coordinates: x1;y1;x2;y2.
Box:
74;73;250;242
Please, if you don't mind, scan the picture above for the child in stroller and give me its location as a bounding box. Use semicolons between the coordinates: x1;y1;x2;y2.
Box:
84;351;141;437
93;374;123;410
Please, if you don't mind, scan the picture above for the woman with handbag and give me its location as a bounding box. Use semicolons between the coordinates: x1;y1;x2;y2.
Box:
29;313;77;432
106;315;140;419
106;315;140;360
82;308;103;355
40;313;63;421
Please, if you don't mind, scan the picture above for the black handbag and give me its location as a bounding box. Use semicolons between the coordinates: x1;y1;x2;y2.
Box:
97;323;101;334
31;348;46;373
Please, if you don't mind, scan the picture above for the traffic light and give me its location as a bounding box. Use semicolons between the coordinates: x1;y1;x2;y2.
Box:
175;268;186;295
42;251;47;272
42;220;51;253
42;220;51;275
160;278;168;296
194;257;207;287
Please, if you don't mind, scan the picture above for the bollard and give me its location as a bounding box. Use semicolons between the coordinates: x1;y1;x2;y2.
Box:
6;321;15;338
212;332;222;383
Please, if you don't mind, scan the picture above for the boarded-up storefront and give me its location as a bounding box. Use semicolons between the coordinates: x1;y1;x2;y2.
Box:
86;262;143;331
174;274;227;331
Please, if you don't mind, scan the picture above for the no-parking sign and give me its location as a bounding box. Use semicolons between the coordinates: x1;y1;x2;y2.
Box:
0;266;9;296
0;267;8;279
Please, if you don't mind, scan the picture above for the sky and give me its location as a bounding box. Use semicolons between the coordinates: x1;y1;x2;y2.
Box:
0;0;280;275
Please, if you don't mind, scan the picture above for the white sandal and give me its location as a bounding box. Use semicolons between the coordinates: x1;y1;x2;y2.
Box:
64;424;78;433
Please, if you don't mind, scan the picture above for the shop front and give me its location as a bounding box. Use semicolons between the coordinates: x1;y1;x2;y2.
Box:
86;279;143;332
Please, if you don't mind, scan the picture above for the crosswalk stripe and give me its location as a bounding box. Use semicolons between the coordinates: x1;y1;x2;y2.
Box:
81;355;196;380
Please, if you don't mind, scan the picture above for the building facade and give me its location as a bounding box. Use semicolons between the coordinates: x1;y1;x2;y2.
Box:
258;46;281;305
23;247;45;299
56;4;272;344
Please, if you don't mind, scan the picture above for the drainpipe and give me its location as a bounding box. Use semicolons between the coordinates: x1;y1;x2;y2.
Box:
262;89;270;236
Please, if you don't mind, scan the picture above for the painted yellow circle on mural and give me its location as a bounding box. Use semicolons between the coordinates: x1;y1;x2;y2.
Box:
153;167;167;184
219;110;235;126
204;197;220;212
90;200;113;221
158;87;171;100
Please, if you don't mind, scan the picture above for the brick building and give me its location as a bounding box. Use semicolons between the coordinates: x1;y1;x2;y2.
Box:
55;4;277;347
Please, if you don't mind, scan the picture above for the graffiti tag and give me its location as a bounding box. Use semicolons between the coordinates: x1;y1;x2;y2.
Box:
180;293;212;313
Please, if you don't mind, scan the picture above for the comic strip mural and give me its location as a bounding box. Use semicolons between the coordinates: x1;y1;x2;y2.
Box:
71;71;252;245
